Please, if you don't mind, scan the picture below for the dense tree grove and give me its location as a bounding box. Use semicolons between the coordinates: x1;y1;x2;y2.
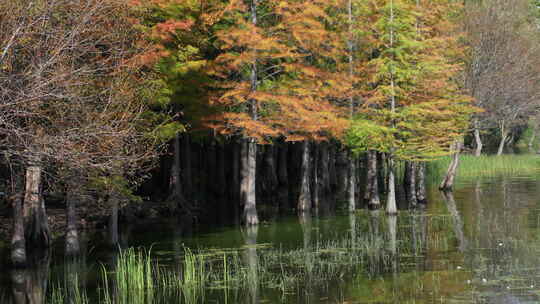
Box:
1;0;540;266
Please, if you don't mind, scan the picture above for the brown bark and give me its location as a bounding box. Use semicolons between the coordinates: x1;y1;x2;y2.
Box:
336;148;349;201
241;139;258;225
312;143;320;211
348;152;356;212
108;191;120;247
416;162;427;205
277;142;289;210
217;142;227;198
318;142;331;211
405;162;418;207
11;191;26;267
365;150;381;209
377;152;387;193
65;178;82;256
207;140;217;196
298;141;312;212
232;141;241;221
23;158;50;248
328;144;338;191
439;140;462;191
181;134;192;197
262;145;278;203
168;133;186;210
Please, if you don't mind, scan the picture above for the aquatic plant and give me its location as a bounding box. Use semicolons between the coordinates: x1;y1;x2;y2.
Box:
427;154;540;183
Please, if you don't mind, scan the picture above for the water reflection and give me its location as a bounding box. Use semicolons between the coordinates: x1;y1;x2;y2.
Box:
10;252;50;304
243;226;258;304
441;190;467;252
0;176;539;303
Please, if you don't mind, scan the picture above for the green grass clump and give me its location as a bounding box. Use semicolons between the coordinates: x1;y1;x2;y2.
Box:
427;154;540;183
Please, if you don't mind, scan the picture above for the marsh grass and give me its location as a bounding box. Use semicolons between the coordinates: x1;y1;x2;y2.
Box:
49;274;89;304
39;211;538;304
427;154;540;183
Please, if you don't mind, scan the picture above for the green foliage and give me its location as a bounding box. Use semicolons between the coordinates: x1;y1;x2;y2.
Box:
89;175;142;203
347;0;474;160
346;115;395;154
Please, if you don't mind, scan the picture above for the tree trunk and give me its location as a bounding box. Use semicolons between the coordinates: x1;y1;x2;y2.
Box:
217;142;227;199
168;133;186;210
11;191;26;266
241;0;259;226
386;156;398;215
336;149;349;201
298;141;312;212
65;178;81;256
319;142;330;211
473;119;483;156
328;144;338;191
348;153;356;212
439;140;462;191
24;158;50;248
377;152;386;193
365;151;381;209
497;132;508;156
312;143;320;211
528;128;536;153
262;145;278;204
181;134;192;197
108;192;119;247
232;141;241;222
277;142;289;211
405;162;418;207
416;162;427;205
242;139;259;225
207;140;217;197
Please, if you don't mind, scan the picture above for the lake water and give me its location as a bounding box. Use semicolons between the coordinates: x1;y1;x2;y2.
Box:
1;176;539;303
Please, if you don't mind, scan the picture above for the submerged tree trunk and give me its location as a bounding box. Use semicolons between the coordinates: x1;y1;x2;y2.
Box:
386;156;398;215
24;157;50;248
405;162;418;207
439;140;462;191
365;151;381;209
298;141;311;212
473;119;483;157
416;162;427;205
242;139;259;225
65;178;82;256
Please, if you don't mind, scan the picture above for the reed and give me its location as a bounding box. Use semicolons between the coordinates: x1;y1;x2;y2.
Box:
427;154;540;183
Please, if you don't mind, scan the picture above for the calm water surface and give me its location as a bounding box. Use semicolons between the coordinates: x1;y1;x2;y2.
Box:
1;176;539;303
